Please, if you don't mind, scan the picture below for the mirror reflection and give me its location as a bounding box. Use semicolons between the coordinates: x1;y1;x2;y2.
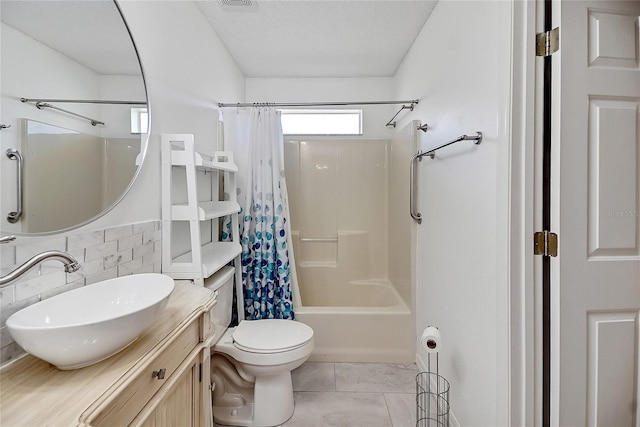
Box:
1;0;148;234
21;119;142;233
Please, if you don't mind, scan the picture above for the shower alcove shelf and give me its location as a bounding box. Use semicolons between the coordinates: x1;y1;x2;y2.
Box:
161;134;241;286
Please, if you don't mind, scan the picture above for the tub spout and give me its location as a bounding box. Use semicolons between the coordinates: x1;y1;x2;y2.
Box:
0;250;81;286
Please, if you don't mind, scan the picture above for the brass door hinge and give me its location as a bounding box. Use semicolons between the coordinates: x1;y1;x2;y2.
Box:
534;231;558;257
536;27;560;57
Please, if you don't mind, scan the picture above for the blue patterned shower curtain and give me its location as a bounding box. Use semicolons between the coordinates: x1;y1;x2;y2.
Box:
222;107;295;320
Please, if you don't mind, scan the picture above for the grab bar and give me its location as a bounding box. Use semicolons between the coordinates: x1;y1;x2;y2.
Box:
6;148;23;223
410;132;483;224
299;237;338;242
410;151;427;224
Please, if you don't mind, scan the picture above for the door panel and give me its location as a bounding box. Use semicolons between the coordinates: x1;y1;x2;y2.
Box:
586;311;639;426
556;1;640;426
588;97;640;257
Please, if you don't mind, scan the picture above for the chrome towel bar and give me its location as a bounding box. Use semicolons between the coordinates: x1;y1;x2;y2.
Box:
385;103;416;128
410;132;483;224
34;102;105;126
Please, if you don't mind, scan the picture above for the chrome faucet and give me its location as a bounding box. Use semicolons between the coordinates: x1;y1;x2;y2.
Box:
0;236;81;286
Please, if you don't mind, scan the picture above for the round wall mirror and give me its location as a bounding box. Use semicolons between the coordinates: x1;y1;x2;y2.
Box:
0;0;149;235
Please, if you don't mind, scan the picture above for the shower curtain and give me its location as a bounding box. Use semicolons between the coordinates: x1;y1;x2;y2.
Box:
222;107;295;320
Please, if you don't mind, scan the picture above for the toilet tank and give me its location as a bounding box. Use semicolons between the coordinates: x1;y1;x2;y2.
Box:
205;266;235;344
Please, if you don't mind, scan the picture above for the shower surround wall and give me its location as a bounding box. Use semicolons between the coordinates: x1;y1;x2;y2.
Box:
286;139;389;289
285;137;415;363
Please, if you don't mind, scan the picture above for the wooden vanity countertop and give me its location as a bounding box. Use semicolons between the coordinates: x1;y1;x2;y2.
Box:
0;282;215;427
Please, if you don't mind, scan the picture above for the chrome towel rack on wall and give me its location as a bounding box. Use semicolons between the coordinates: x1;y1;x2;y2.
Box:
20;97;147;127
32;102;105;126
385;101;418;128
410;129;483;224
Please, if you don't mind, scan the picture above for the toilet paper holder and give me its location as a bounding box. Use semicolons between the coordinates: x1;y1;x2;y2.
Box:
417;326;450;427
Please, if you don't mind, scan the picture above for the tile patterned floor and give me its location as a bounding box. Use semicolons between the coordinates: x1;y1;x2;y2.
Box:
214;362;418;427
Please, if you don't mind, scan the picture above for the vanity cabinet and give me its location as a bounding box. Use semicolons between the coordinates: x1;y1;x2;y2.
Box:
0;282;216;427
160;134;242;287
137;355;203;427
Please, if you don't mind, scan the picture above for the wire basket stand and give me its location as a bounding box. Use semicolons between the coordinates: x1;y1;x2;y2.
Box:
416;352;450;427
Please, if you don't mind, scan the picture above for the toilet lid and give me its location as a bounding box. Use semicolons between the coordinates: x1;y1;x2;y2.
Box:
232;319;313;354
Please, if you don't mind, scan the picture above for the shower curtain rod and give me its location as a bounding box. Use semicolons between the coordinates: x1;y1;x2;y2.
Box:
21;98;147;105
217;99;419;108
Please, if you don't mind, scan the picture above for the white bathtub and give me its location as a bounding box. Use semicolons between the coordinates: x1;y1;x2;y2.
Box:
294;273;416;363
290;231;415;363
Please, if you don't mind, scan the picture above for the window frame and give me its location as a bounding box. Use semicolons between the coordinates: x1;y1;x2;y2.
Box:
130;107;148;135
279;108;363;136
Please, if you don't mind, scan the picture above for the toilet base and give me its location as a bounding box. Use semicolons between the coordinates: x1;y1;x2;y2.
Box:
212;357;295;427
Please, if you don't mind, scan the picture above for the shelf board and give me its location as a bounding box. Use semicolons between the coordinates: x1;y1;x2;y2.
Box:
172;201;240;221
172;241;241;279
171;151;238;172
195;152;238;172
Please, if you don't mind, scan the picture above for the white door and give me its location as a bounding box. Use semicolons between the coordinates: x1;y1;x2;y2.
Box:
555;1;640;425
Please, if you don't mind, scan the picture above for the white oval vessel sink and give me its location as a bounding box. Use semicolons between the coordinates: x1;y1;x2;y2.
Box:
6;273;175;370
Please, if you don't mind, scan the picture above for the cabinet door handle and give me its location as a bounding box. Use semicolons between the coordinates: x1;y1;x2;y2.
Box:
152;368;166;380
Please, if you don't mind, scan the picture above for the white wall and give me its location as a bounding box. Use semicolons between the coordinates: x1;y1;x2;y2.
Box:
394;1;513;425
246;77;396;139
0;23;144;150
84;0;246;231
0;23;103;136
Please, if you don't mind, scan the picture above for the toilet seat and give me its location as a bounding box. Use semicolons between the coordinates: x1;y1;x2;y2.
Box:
232;319;314;354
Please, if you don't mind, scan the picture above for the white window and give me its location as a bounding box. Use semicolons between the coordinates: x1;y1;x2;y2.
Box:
280;109;362;136
130;107;148;134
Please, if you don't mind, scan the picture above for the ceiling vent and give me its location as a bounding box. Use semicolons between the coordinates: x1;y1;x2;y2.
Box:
219;0;258;12
221;0;253;7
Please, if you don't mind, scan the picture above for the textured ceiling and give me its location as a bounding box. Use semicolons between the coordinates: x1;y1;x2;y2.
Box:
1;0;436;78
196;0;438;78
0;0;142;76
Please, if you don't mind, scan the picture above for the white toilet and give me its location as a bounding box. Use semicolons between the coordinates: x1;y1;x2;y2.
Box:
206;266;314;427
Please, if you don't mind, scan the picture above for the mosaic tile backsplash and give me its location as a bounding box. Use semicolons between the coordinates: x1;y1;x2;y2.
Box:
0;220;162;366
